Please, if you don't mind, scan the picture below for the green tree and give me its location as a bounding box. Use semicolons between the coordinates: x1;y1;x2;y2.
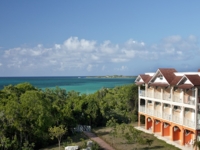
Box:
49;125;67;150
193;139;200;150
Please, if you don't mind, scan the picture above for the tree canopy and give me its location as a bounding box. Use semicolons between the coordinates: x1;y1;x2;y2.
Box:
0;82;138;149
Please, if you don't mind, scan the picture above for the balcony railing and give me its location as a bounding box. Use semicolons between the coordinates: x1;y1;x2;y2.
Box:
139;90;145;97
163;93;171;101
154;110;162;118
139;105;145;113
146;108;154;116
184;119;195;128
147;91;153;98
173;95;182;103
154;92;161;99
163;112;171;121
172;115;182;124
184;96;195;105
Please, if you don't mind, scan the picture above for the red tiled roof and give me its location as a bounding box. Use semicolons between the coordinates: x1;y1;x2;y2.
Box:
135;82;144;85
139;74;152;83
185;75;200;86
158;68;177;84
170;76;182;85
150;82;169;87
178;84;193;89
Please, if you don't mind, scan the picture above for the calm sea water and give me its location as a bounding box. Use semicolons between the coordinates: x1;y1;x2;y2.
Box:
0;77;135;94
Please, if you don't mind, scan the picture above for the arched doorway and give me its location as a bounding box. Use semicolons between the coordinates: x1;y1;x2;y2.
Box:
154;119;161;133
173;126;181;141
163;122;170;136
146;117;153;130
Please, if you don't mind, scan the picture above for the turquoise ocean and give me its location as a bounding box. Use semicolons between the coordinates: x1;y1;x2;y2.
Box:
0;77;135;94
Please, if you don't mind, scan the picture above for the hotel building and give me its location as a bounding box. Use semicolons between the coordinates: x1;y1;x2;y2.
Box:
135;68;200;149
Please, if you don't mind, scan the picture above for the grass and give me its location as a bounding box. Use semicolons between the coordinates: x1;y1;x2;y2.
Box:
40;132;89;150
40;123;182;150
92;124;181;150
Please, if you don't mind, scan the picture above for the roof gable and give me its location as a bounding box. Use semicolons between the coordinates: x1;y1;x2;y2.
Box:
149;68;176;84
185;75;200;86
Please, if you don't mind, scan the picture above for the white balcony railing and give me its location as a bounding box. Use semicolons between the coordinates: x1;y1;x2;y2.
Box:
172;115;182;124
146;108;154;116
154;110;162;118
163;112;171;121
184;96;195;105
184;119;195;128
147;91;153;98
154;92;161;99
173;95;182;103
139;105;146;113
139;90;145;97
163;93;171;101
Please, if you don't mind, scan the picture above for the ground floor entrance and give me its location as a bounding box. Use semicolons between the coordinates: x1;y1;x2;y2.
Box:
138;113;197;149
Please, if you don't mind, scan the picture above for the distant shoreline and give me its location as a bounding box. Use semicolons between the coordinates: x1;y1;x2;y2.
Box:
86;75;136;79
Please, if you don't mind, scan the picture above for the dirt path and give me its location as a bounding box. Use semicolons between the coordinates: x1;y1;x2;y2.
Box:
83;131;115;150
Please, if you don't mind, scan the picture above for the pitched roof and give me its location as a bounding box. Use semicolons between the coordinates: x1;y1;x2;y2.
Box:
150;83;169;87
137;74;152;83
185;75;200;86
158;68;177;84
170;76;182;85
178;84;193;89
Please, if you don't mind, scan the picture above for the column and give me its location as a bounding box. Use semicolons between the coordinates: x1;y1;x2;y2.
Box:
170;104;173;121
195;87;198;129
145;116;148;130
181;106;184;125
161;88;163;100
138;114;140;127
161;102;163;119
171;125;174;141
152;119;155;133
138;85;141;97
181;128;185;146
161;121;164;136
171;86;174;102
145;84;148;97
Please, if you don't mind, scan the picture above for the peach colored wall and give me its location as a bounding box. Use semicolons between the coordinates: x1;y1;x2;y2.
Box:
154;121;161;132
163;125;170;136
185;132;192;144
173;128;181;141
147;119;152;129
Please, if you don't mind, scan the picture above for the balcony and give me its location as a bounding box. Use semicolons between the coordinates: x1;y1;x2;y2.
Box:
147;91;153;98
184;119;195;128
184;95;195;105
139;105;145;113
173;95;182;103
163;93;171;101
154;110;162;118
146;108;154;116
154;92;161;99
139;90;145;97
163;112;171;121
172;115;182;124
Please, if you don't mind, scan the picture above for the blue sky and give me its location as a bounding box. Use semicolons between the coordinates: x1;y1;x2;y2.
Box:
0;1;200;76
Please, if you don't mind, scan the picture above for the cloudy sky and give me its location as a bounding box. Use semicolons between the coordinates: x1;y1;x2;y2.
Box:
0;1;200;76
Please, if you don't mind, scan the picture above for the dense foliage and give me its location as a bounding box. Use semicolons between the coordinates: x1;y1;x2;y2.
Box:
0;82;138;150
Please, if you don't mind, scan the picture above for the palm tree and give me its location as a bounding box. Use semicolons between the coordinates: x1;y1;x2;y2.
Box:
193;139;200;150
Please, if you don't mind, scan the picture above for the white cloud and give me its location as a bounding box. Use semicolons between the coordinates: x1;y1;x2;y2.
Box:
63;37;96;52
87;64;93;71
0;35;200;76
115;65;128;71
0;63;2;66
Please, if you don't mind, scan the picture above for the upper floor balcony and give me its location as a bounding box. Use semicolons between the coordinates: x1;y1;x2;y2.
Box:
139;88;196;106
138;101;196;129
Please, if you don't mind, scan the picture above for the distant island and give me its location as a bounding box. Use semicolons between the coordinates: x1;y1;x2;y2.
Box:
86;75;136;78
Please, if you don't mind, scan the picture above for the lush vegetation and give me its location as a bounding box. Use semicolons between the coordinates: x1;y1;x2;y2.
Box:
0;82;138;150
